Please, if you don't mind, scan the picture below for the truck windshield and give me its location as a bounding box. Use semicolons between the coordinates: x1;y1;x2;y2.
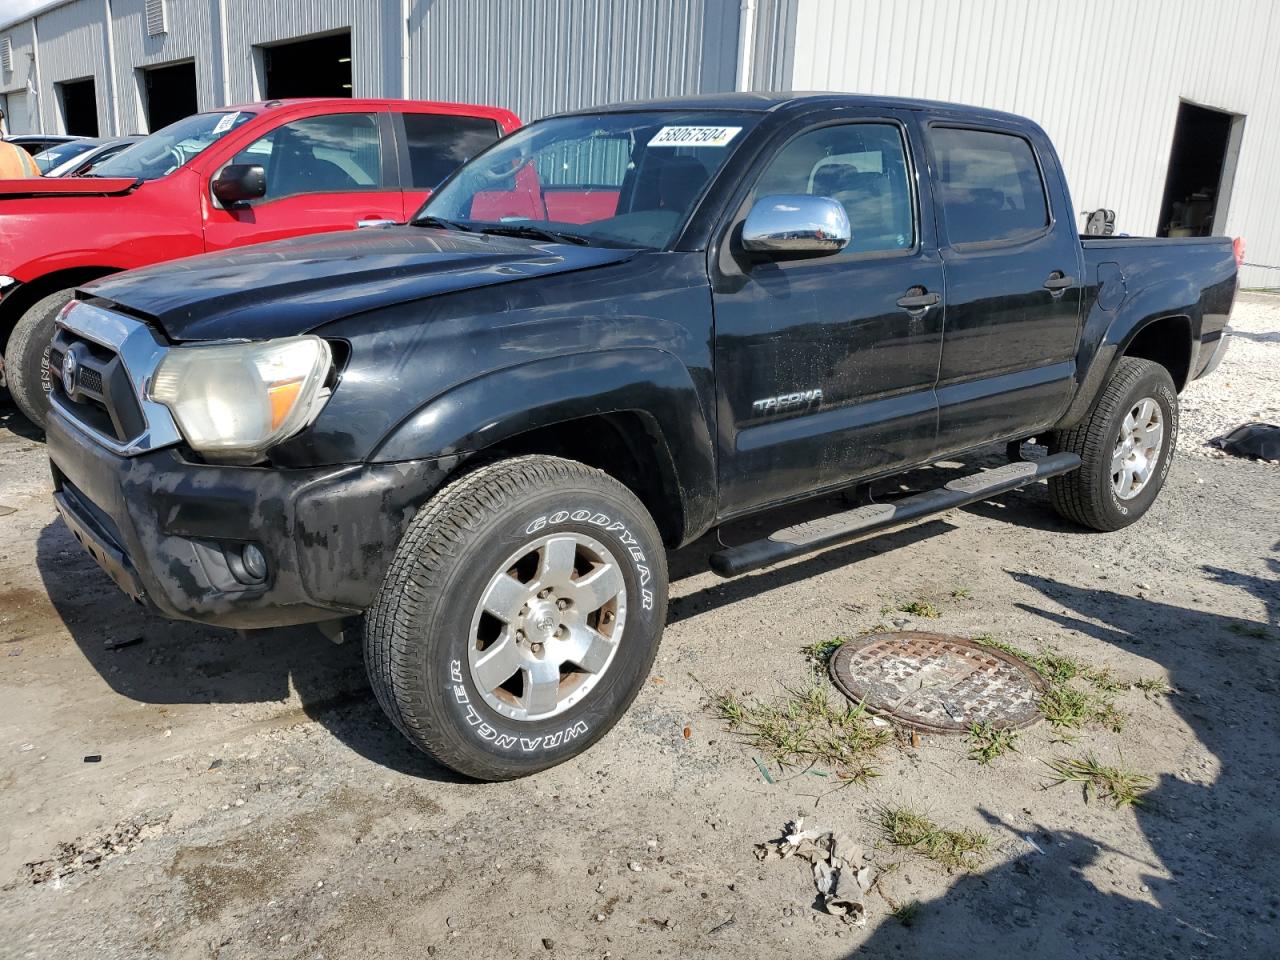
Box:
417;111;758;249
91;110;257;181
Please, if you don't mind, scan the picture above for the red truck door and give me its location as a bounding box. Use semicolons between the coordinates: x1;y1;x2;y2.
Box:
391;110;506;219
203;111;403;251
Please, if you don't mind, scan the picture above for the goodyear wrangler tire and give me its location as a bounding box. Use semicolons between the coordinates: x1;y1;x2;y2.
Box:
1048;357;1178;532
364;455;668;780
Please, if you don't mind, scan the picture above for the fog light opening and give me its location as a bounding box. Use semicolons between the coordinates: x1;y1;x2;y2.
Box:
240;543;268;582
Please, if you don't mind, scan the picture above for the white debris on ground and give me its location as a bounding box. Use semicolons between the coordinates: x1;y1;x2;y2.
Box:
1180;291;1280;459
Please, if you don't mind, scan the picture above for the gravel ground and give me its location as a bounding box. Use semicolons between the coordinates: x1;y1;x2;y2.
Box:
0;294;1277;960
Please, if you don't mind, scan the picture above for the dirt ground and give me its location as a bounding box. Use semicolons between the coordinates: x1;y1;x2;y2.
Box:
1;294;1277;960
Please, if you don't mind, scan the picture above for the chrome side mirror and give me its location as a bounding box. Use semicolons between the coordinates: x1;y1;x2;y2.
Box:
741;194;851;257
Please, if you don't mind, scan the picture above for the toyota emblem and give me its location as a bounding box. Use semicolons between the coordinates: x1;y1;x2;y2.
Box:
61;344;83;397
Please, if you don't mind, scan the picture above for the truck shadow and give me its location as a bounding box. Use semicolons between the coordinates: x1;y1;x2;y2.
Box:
32;519;469;783
846;572;1280;959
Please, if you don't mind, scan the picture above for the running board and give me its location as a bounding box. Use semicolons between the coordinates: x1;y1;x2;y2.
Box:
708;453;1081;578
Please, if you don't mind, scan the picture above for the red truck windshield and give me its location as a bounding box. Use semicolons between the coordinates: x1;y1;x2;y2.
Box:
418;111;759;249
91;110;257;181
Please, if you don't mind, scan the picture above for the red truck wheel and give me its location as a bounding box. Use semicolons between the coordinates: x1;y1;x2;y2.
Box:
5;287;74;430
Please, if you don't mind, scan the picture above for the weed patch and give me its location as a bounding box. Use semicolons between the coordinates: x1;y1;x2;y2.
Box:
713;686;891;784
878;808;989;870
1044;754;1154;808
966;721;1019;764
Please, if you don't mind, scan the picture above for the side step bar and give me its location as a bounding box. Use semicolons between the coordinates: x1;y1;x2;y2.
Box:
708;452;1081;578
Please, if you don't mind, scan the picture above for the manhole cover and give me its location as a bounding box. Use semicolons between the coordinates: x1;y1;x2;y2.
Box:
829;631;1046;735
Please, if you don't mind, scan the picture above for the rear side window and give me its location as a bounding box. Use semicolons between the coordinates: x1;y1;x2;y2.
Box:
932;127;1048;245
401;113;502;189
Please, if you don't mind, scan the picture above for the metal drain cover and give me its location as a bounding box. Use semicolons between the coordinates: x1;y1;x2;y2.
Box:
829;631;1046;735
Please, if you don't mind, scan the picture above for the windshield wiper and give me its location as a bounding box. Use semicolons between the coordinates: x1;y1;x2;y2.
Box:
477;224;590;246
413;216;476;232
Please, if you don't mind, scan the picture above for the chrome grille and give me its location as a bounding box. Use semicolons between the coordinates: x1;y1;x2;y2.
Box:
49;301;183;457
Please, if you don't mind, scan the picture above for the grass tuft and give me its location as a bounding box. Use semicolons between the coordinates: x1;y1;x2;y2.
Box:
1228;621;1276;641
897;599;941;619
879;807;989;870
974;637;1130;731
950;587;972;600
892;899;922;927
1132;677;1173;698
1044;754;1154;808
712;686;891;785
966;721;1019;764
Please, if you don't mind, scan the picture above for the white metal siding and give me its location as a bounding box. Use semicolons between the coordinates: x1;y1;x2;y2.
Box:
220;0;399;103
789;0;1280;288
111;0;220;132
407;0;741;121
32;0;110;135
0;19;39;130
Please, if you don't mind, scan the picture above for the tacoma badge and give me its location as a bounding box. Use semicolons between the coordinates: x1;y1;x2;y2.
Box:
752;389;823;416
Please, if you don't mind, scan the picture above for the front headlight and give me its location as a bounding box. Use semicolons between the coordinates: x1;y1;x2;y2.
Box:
148;336;332;462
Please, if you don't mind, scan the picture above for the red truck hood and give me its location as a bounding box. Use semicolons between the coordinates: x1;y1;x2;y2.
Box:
0;177;140;199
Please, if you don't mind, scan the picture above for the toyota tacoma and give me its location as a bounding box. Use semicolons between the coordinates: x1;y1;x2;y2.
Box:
43;93;1237;780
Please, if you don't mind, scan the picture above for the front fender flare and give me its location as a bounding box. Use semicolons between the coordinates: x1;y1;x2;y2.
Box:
370;348;718;542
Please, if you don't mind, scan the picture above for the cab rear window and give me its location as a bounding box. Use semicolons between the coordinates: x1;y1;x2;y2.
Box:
932;127;1049;245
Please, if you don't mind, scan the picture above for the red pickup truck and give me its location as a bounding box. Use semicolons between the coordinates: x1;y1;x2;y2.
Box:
0;97;521;427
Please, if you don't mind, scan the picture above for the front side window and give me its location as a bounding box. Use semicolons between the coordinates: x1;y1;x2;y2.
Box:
92;110;256;180
229;113;384;201
932;127;1049;245
751;122;915;255
402;113;501;189
420;111;759;249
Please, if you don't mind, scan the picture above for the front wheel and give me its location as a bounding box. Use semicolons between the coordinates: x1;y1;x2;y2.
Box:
1048;357;1179;531
363;455;668;780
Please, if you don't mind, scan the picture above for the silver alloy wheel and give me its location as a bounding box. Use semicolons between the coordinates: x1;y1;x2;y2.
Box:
1111;397;1165;500
467;532;628;722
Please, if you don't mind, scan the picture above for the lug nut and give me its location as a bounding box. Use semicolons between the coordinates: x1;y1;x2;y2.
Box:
531;642;544;654
538;589;552;599
556;599;569;610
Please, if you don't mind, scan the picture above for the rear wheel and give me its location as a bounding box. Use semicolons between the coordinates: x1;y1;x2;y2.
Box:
5;287;75;430
1048;357;1178;531
363;455;668;780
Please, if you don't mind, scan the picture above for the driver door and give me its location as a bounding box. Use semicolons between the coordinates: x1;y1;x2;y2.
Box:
203;111;402;251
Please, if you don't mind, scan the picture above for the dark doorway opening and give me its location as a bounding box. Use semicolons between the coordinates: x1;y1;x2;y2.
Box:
58;78;98;136
1157;101;1241;238
142;61;198;132
262;31;353;100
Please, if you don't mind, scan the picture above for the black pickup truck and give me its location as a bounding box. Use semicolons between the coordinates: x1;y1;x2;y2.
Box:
44;93;1237;779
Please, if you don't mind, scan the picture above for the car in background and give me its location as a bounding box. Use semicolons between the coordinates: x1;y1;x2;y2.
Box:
3;134;79;158
33;136;143;177
0;97;521;428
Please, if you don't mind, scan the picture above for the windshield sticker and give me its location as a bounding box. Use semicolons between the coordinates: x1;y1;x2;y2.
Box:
211;112;239;135
647;125;742;148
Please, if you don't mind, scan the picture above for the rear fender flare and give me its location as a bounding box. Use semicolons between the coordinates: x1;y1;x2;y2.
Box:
1059;278;1201;429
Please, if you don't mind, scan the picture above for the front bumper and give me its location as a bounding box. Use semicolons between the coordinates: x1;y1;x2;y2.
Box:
46;410;451;629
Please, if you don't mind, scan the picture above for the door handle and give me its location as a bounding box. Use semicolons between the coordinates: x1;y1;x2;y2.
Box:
896;287;941;311
1043;271;1076;292
357;218;397;228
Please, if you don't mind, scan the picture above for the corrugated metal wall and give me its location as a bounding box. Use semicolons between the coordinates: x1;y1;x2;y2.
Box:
110;0;220;131
0;17;38;130
221;0;399;103
786;0;1280;288
27;0;112;135
407;0;741;120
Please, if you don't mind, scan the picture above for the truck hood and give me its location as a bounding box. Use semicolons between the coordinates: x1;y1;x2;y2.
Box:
86;227;638;342
0;177;141;199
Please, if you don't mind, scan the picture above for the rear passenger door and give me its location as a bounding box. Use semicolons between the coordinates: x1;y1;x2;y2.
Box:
203;111;402;251
925;122;1084;453
711;112;945;517
393;111;503;219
